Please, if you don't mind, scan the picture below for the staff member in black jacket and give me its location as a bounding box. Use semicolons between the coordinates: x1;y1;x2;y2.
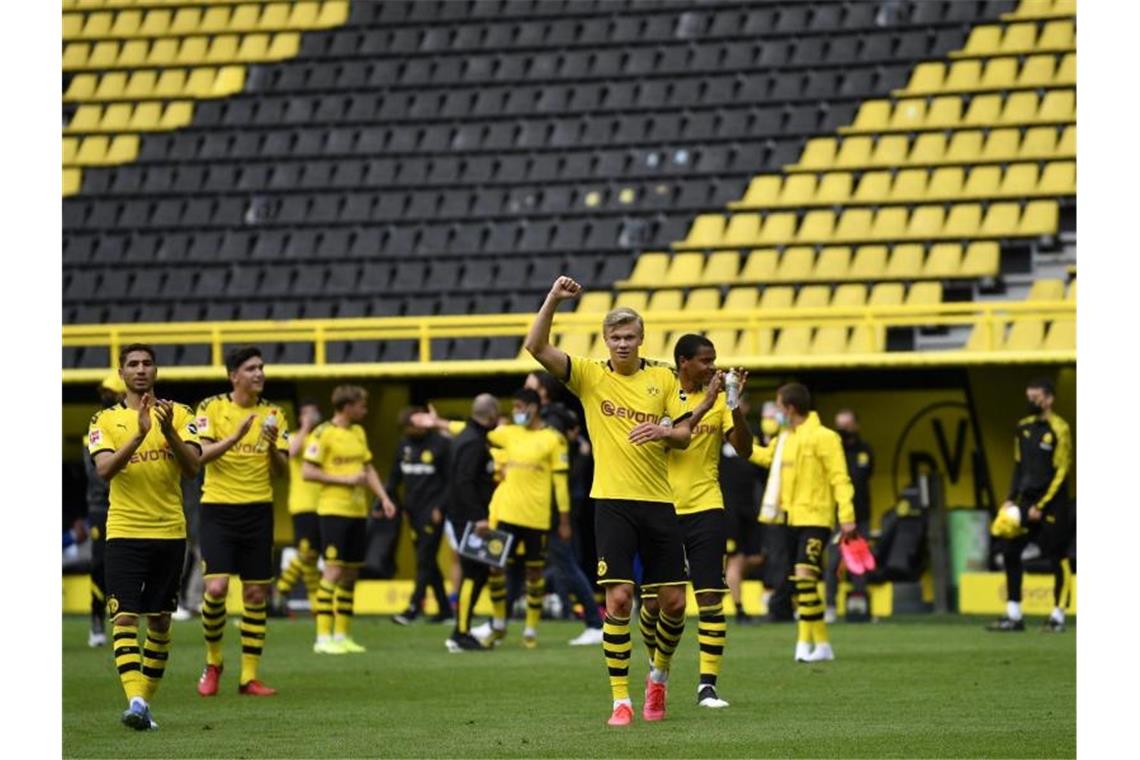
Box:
445;394;501;653
389;407;454;626
825;409;874;623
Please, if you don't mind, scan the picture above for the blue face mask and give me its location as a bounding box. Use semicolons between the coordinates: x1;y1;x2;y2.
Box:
513;411;532;426
773;411;788;427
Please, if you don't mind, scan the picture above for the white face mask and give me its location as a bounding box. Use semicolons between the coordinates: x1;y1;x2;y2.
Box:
513;411;532;426
773;411;788;427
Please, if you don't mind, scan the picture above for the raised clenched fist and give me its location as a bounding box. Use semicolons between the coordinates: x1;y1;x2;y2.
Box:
550;276;583;302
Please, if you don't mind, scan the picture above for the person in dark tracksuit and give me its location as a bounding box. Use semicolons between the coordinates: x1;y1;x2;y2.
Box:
825;409;874;622
389;407;454;626
445;394;501;652
987;377;1073;633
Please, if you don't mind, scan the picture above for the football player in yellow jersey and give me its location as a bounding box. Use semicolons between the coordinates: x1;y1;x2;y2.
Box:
473;388;570;650
88;344;201;731
274;399;324;614
303;385;397;654
639;334;752;711
194;347;290;698
525;276;717;727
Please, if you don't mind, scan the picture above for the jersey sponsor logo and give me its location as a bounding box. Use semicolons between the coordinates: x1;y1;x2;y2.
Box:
129;447;175;464
331;455;365;466
399;462;437;475
600;400;662;424
690;422;719;436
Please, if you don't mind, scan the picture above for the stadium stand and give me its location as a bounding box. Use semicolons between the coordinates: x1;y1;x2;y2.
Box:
62;0;1075;371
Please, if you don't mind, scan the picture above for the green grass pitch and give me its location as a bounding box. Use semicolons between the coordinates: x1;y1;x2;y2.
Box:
62;615;1074;758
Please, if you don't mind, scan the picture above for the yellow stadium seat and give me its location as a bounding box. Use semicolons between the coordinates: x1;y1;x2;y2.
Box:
557;332;592;357
613;290;648;313
834;209;874;242
1043;319;1075;351
1018;54;1057;87
925;96;963;129
1020;200;1059;235
928;167;965;199
88;41;120;69
75;135;109;165
238;33;273;61
1021;126;1058;157
741;249;778;282
739;327;774;357
148;38;180;66
1028;279;1065;301
923;243;963;278
185;68;219;98
773;327;813;356
231;4;264;31
666;252;705;285
776;247;815;282
1054;53;1075;85
100;103;133;132
154;69;188;98
870;207;909;241
909;132;947;163
885;243;923;279
943;204;983;237
723;287;759;311
980;57;1019;89
200;6;233;34
811;326;849;355
577;292;612;313
961;242;1001;277
869;283;905;306
1009;0;1053;18
81;11;113;38
1037;90;1075;122
966;321;1001;351
850;246;888;279
1003;320;1046;351
681;214;725;248
1000;92;1040;124
981;128;1021;161
906;205;945;239
125;102;161;132
890;169;929;202
158;101;194;130
962;166;1002;198
1000;22;1039;53
1066;279;1077;301
945;131;984;163
734;176;781;207
139;9;172;36
647;289;683;315
268;32;301;59
725;214;763;247
64;73;97;100
815;173;853;204
870;135;908;166
760;286;795;310
116;39;150;67
67;105;101;133
123;70;158;99
906;282;943;306
757;213;796;246
944;60;982;90
849;325;884;353
288;2;322;29
797;210;835;244
835;137;874;168
213;66;247;97
63;137;79;165
1053;0;1076;15
686;288;721;312
901;62;944;94
702;251;740;284
1037;161;1075;194
63;43;89;70
779;174;817;206
262;4;296;31
814;247;851;281
794;138;837;169
705;329;741;356
63;167;82;197
317;1;350;27
956;26;1002;57
848;101;891;132
623;252;669;286
980;202;1021;236
1057;125;1075;156
1038;19;1075;49
889;99;927;131
998;163;1039;196
63;13;83;39
964;94;1003;126
852;171;891;203
831;283;866;307
105;135;140;165
203;35;237;64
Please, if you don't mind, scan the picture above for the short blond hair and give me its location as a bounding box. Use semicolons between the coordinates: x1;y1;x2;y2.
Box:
602;307;644;336
331;384;368;410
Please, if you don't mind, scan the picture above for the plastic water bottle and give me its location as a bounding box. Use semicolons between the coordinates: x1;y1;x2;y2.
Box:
725;370;740;410
255;412;278;453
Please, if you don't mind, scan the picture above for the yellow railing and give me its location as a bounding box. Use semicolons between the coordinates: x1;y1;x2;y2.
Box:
61;301;1075;382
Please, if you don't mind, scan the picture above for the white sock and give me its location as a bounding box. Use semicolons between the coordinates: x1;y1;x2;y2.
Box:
613;698;632;709
1007;601;1022;621
1051;607;1065;623
316;634;331;644
333;633;345;641
523;626;536;638
130;696;148;710
492;618;506;631
649;667;669;684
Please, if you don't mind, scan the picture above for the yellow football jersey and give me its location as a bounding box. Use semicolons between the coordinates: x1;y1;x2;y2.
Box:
669;390;734;515
87;402;201;540
304;422;373;518
487;425;569;530
196;394;289;504
564;356;689;503
288;431;320;515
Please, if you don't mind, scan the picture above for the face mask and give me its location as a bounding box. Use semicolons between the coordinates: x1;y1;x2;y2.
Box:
773;411;788;427
513;411;532;426
1026;401;1044;415
760;418;780;437
841;430;858;445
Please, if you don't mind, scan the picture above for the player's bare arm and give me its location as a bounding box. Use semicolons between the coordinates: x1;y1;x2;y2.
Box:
365;464;397;518
198;413;257;464
155;399;201;477
302;461;368;487
524;276;582;379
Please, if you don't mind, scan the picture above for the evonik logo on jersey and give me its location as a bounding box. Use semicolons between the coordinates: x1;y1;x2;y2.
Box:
129;447;175;464
600;400;661;424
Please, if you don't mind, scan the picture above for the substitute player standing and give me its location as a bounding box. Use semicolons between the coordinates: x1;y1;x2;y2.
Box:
639;335;751;710
274;399;324;613
195;347;289;697
304;385;397;654
525;276;716;726
88;344;201;730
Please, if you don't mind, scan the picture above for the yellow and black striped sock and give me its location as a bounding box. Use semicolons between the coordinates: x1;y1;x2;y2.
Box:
524;577;545;632
276;555;306;597
652;610;686;675
638;603;660;663
200;591;226;666
698;601;727;687
240;601;267;685
333;584;354;639
315;579;335;639
602;613;632;702
795;578;824;645
488;573;507;624
301;555;321;607
141;627;171;701
112;622;145;702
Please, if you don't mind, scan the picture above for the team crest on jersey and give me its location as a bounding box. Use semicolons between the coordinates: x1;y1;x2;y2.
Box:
307;442;320;457
857;451;871;466
597;560;608;577
1042;432;1054;444
326;545;338;560
197;416;209;431
89;429;102;446
421;450;434;464
646;385;660;396
107;597;119;616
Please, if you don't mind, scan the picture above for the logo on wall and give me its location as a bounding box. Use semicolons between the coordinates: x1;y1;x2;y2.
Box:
891;401;990;509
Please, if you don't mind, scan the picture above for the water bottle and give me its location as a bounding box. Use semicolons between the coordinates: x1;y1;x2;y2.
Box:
725;370;740;410
255;411;278;453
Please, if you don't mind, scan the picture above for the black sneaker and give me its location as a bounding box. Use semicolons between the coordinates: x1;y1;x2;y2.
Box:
392;607;419;626
697;685;730;708
428;611;455;625
735;611;754;625
986;616;1025;632
1041;617;1066;633
445;632;487;653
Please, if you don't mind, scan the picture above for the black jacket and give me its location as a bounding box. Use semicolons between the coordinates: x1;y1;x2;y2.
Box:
445;418;495;525
842;435;874;525
387;431;450;521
